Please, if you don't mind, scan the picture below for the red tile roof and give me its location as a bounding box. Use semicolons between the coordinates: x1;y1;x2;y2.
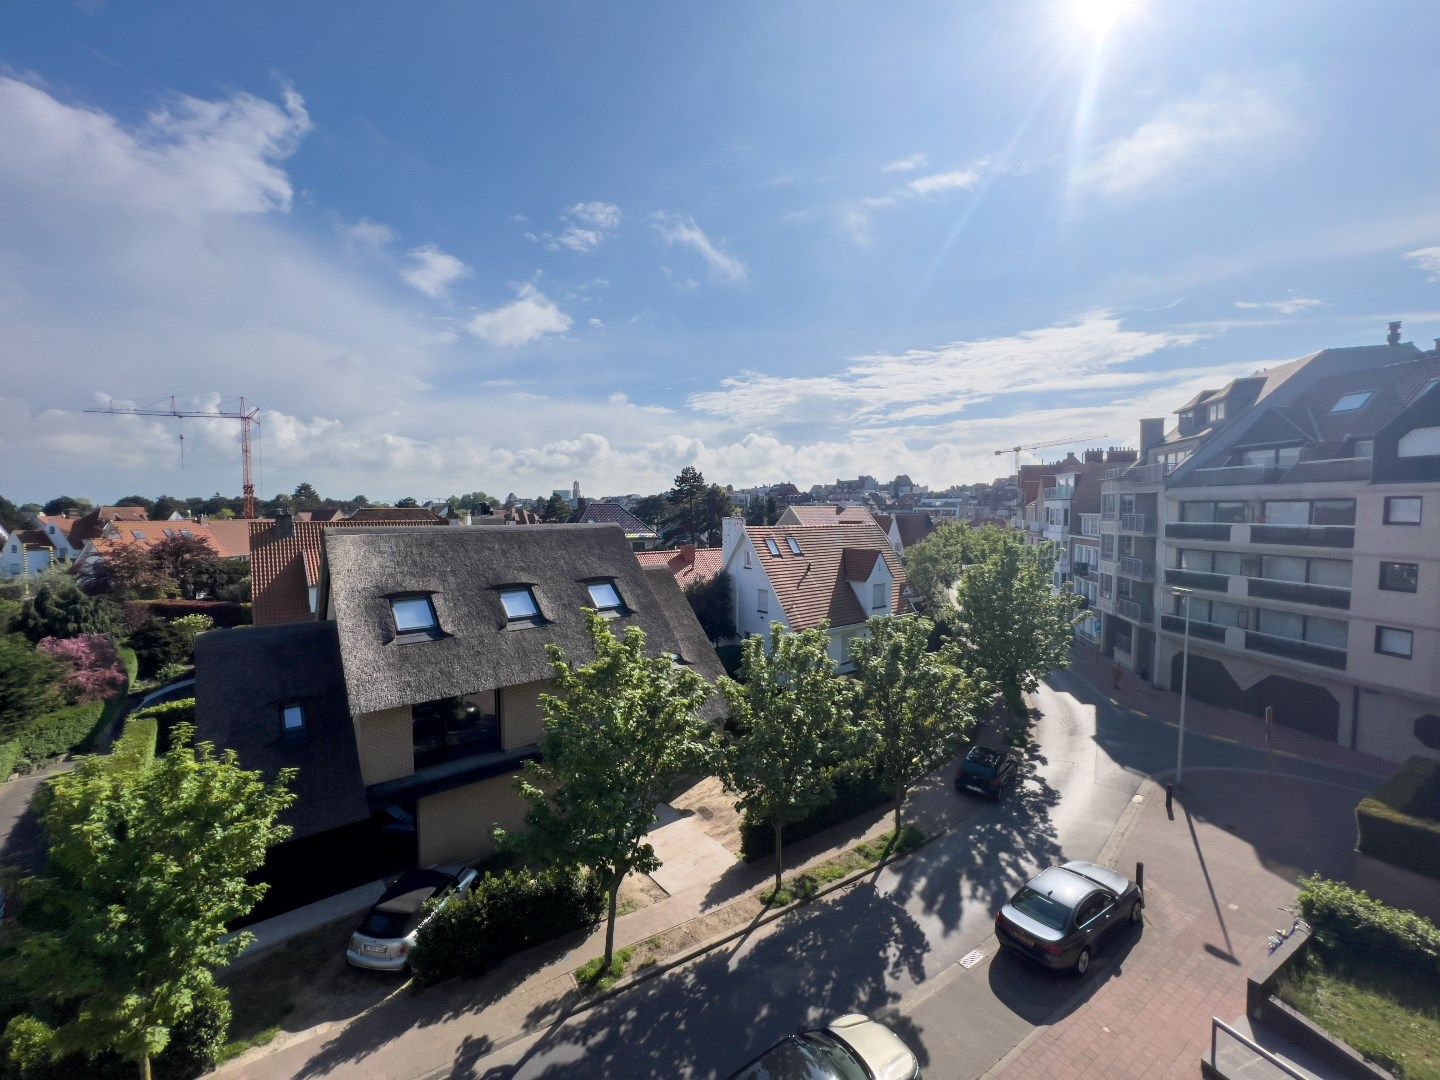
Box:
89;519;266;560
37;505;148;547
635;545;725;587
746;522;910;631
782;504;878;527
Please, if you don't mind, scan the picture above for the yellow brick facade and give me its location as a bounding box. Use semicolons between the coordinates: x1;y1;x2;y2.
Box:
501;680;550;750
417;775;531;864
355;705;414;785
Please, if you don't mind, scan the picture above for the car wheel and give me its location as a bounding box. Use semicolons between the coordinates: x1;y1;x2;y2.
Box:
1129;899;1143;925
1075;946;1092;976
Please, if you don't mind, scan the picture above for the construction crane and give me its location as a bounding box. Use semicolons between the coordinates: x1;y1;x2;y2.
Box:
85;396;262;518
994;434;1111;477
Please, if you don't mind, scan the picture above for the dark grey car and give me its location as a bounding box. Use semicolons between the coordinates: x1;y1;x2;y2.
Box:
994;861;1142;975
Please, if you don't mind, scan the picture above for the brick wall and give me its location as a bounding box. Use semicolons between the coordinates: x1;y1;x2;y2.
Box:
502;679;549;750
356;705;414;785
417;774;530;864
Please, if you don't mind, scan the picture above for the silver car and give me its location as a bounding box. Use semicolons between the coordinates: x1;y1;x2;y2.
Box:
727;1014;921;1080
345;864;478;972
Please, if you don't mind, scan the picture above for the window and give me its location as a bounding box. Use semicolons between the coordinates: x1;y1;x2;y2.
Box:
412;691;502;770
1099;573;1113;599
280;703;306;735
1330;390;1374;413
1349;439;1374;459
1235;445;1300;469
1263;501;1309;525
1312;500;1356;526
785;537;802;556
163;528;177;538
743;548;751;568
1375;626;1413;659
180;529;193;538
587;581;624;612
131;530;144;540
1207;401;1226;423
390;595;439;635
1262;499;1355;526
871;582;887;610
757;588;768;614
1100;535;1115;559
499;587;540;621
1180;501;1247;523
1379;562;1419;593
1384;496;1422;525
1398;426;1440;457
765;538;782;557
1256;608;1347;649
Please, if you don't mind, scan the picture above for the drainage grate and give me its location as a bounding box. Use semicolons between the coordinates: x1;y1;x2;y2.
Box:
960;948;984;969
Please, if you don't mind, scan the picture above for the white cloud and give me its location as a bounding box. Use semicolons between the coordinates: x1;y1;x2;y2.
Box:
568;201;621;230
652;212;748;284
1234;296;1323;315
588;317;605;329
1405;246;1440;282
529;201;622;253
466;283;572;347
882;153;928;174
344;217;395;246
1081;75;1288;198
399;243;470;298
907;168;980;196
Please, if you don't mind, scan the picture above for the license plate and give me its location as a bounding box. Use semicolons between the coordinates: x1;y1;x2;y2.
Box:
967;781;988;791
1012;930;1035;948
363;943;389;955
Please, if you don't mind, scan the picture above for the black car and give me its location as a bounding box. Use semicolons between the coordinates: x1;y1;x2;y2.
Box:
994;861;1143;975
955;744;1019;799
726;1015;920;1080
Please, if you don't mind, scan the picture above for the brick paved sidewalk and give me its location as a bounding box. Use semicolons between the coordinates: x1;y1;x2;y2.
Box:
988;769;1365;1080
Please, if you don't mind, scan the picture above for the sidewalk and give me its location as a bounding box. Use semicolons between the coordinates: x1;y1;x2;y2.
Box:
986;769;1364;1080
1065;645;1395;780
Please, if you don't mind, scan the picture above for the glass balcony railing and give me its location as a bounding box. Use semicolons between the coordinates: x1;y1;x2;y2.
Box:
1159;614;1227;642
1244;631;1347;670
1164;567;1229;593
1165;522;1234;542
1249;524;1355;549
1245;578;1350;610
1116;597;1151;624
1117;556;1155;581
1119;513;1156;534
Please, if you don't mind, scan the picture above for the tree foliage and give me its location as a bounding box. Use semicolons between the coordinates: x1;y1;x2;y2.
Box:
36;634;127;705
745;494;781;527
660;467;732;546
683;570;735;643
15;579;117;643
0;495;29;532
513;613;716;969
82;543;175;600
719;624;852;895
127;620;192;681
40;497;90;518
902;520;978;616
849;615;988;831
148;537;222;602
0;725;294;1079
0;633;64;740
629;494;668;528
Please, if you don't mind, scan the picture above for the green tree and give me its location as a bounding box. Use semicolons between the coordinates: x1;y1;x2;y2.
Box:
40;497;91;517
850;615;988;832
0;724;294;1080
128;620;190;680
629;493;668;528
290;482;322;509
148;496;185;521
720;625;852;896
683;570;735;643
15;578;117;642
660;466;710;545
745;494;780;526
149;535;222;601
394;496;420;509
951;532;1080;714
113;495;154;513
81;542;176;600
902;520;979;615
1;495;33;531
513;613;715;971
540;493;571;523
0;633;64;740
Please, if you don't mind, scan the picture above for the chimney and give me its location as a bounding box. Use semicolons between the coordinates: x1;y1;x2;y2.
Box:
273;507;294;539
1083;448;1105;463
1139;418;1165;453
679;544;697;569
1433;338;1440;355
1387;321;1402;346
721;513;746;567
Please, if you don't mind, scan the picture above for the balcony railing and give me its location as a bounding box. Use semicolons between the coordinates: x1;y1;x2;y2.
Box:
1159;614;1227;642
1117;556;1155;582
1165;522;1233;542
1115;597;1151;624
1245;631;1347;670
1245;578;1351;610
1101;508;1118;522
1249;524;1355;549
1187;464;1282;487
1104;462;1172;485
1165;567;1229;593
1071;562;1093;578
1119;513;1155;534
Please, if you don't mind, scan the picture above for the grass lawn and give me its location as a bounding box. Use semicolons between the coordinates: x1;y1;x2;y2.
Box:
574;947;636;992
762;824;925;907
1277;953;1440;1079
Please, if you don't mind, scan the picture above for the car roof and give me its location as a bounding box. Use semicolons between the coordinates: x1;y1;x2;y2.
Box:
376;867;457;905
1025;866;1101;909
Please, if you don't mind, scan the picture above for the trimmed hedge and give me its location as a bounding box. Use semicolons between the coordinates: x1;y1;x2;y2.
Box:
11;701;104;765
132;698;195;753
410;868;604;986
106;716;158;774
739;767;891;862
1356;756;1440;880
0;740;19;782
123;599;252;629
1297;875;1440;980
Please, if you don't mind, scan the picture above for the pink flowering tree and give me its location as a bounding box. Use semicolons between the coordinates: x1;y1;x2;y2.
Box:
37;634;128;704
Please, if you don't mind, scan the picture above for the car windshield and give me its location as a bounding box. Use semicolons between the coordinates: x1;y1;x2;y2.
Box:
357;883;446;939
730;1031;869;1080
1010;886;1072;932
966;746;1003;770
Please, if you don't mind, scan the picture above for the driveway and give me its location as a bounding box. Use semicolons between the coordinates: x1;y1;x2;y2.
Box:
0;763;69;875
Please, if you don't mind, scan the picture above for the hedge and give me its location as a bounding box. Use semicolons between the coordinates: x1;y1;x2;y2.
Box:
1355;756;1440;880
123;600;252;629
106;716;158;774
0;741;19;782
11;701;104;765
410;868;604;986
739;767;891;862
132;698;196;752
1297;875;1440;979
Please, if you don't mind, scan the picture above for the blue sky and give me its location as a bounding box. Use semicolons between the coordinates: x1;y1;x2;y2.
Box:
3;0;1439;504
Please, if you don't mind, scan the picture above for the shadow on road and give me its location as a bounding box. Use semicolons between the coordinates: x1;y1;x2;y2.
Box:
987;919;1143;1026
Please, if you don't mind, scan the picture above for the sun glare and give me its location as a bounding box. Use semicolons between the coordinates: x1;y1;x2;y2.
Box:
1070;0;1138;37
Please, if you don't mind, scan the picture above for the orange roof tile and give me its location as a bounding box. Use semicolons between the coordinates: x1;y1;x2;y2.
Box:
634;546;725;588
746;522;910;631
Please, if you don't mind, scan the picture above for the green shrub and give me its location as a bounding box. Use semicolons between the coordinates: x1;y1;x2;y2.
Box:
11;701;104;766
0;741;19;782
1356;756;1440;881
410;868;604;986
127;620;190;680
117;646;138;683
1297;875;1440;979
131;699;195;752
151;981;230;1080
740;766;891;861
106;717;157;774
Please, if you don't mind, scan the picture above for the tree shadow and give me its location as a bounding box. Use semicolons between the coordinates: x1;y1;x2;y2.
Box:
987;918;1143;1026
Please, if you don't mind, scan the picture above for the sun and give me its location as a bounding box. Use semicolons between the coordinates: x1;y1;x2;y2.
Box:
1070;0;1139;37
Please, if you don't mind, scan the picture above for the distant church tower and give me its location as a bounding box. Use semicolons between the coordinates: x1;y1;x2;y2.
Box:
572;480;581;500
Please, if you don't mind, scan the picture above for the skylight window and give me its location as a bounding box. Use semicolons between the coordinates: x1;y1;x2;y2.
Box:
131;530;144;540
765;538;782;557
390;595;439;634
1331;390;1374;413
180;529;193;538
785;537;802;556
587;581;623;612
163;528;176;538
499;586;540;621
281;703;306;735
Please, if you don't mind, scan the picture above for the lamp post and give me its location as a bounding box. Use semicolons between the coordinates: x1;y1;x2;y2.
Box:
1173;587;1192;785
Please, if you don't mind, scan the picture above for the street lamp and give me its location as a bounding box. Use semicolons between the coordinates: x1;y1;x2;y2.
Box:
1172;586;1192;785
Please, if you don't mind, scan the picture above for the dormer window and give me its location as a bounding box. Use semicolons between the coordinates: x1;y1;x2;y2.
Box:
280;703;306;736
765;538;782;557
871;582;887;610
499;586;541;621
1207;401;1226;423
785;537;802;555
1331;390;1373;413
587;581;624;614
389;594;441;640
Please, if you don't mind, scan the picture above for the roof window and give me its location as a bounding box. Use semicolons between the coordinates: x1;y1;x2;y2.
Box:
765;538;782;557
785;537;802;555
1330;390;1374;413
280;703;306;736
389;594;441;639
163;528;176;538
587;581;624;613
499;586;541;622
131;530;144;540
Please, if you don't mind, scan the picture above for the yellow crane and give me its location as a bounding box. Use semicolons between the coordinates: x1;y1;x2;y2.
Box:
993;434;1111;477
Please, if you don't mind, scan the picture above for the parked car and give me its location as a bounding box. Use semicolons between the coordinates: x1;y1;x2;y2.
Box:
727;1014;920;1080
346;864;478;972
994;861;1142;975
955;743;1019;799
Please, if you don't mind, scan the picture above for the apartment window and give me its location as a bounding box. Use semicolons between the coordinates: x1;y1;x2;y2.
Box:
871;582;887;610
390;595;440;637
1177;596;1248;629
765;538;782;557
1100;535;1115;560
1375;626;1413;659
1258;554;1350;587
1099;573;1113;599
1379;562;1419;593
280;703;306;736
1349;439;1374;459
1384;496;1422;525
1330;390;1374;413
1234;445;1300;469
1262;499;1354;526
499;587;541;621
757;588;768;614
1312;500;1356;526
1101;494;1117;516
785;537;802;556
744;549;751;568
587;581;624;613
1180;500;1247;523
1256;608;1347;649
412;691;502;770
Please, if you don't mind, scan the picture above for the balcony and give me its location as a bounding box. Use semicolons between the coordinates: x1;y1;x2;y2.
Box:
1104;462;1172;486
1244;631;1347;671
1245;578;1351;610
1117;556;1155;582
1119;513;1156;535
1101;509;1118;522
1159;614;1227;642
1186;464;1282;487
1115;597;1151;624
1071;562;1093;578
1249;524;1355;549
1165;522;1233;542
1165;567;1229;593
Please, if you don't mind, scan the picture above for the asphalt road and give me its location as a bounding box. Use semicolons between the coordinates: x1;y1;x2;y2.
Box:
461;668;1373;1080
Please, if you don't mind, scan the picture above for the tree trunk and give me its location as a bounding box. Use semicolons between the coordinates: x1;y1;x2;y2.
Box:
139;1055;151;1080
603;880;620;969
772;820;784;897
893;784;904;838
